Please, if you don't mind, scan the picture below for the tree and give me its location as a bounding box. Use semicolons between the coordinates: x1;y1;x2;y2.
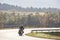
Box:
0;12;6;28
42;12;49;27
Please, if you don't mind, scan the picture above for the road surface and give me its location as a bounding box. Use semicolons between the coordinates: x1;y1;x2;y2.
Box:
0;28;55;40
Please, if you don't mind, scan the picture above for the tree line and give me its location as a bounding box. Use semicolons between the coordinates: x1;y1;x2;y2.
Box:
0;12;60;28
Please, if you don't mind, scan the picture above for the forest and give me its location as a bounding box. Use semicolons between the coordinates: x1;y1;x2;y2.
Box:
0;11;60;28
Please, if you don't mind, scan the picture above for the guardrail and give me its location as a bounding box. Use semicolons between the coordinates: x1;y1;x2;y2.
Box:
31;28;60;32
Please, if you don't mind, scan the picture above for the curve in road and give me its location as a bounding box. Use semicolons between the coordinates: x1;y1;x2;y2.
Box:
0;28;55;40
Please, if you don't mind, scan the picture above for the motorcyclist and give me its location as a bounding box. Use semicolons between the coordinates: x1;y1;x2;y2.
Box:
19;25;24;30
18;25;24;36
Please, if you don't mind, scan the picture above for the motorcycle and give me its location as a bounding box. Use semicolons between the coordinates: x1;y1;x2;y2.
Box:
18;29;24;36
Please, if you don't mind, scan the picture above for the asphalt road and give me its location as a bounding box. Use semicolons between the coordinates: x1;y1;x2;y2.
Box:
0;28;55;40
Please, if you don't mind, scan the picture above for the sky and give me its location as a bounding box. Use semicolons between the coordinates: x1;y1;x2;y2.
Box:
0;0;60;8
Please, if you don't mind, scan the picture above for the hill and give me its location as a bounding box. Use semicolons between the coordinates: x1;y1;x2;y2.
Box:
0;3;60;12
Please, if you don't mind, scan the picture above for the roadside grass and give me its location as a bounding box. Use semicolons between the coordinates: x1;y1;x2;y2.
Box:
26;32;60;39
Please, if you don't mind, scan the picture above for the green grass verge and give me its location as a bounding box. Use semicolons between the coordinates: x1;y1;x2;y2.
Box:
26;32;60;39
